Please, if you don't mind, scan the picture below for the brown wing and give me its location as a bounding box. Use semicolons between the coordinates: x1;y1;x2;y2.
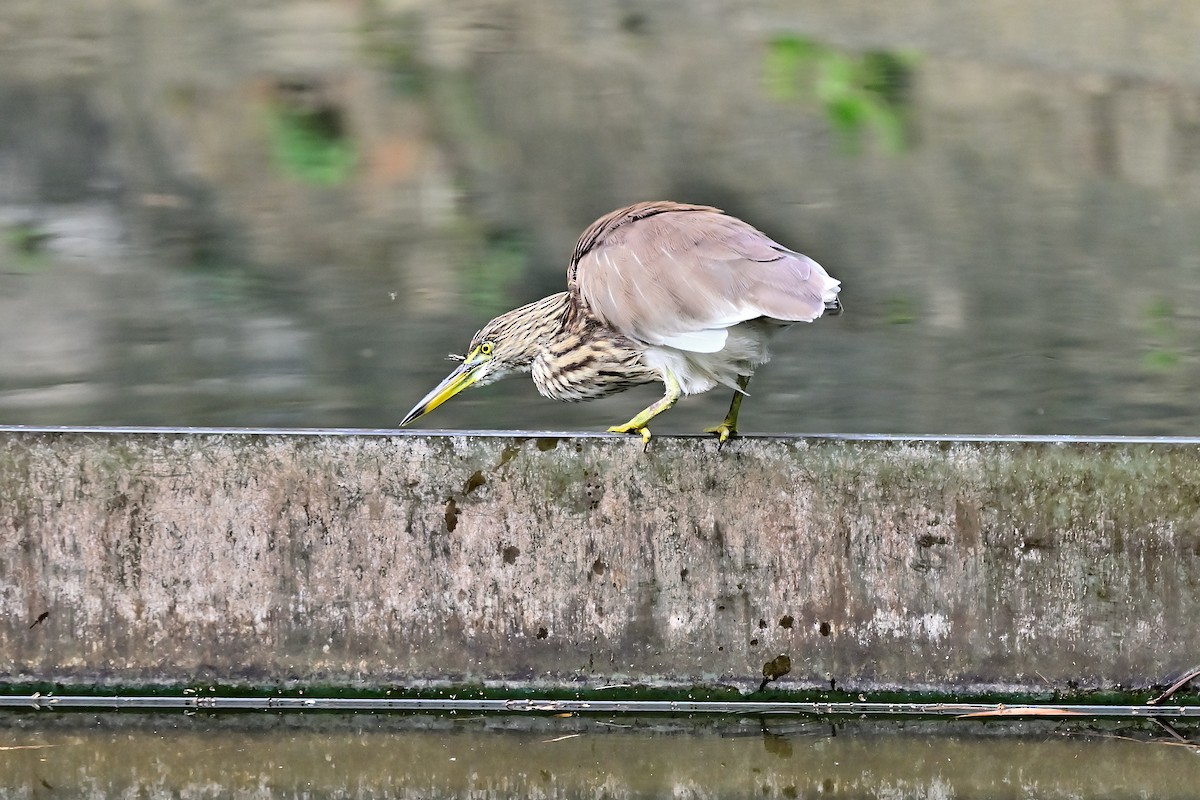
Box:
567;202;840;353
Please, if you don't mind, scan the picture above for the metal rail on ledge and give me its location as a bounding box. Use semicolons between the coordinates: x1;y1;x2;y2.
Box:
3;424;1200;444
2;695;1198;719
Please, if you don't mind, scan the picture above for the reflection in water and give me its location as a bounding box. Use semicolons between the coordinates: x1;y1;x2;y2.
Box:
1;220;1196;437
1;3;1199;435
0;714;1198;799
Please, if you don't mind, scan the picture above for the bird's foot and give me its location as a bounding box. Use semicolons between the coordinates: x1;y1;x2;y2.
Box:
704;421;738;447
608;422;653;448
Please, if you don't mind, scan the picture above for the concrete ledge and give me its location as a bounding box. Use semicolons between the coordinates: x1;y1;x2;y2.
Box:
2;427;1199;692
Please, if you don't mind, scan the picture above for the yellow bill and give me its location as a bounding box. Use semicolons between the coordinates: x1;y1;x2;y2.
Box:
400;361;483;426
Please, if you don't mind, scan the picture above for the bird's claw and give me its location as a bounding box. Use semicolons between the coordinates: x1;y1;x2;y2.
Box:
608;423;653;449
704;422;737;448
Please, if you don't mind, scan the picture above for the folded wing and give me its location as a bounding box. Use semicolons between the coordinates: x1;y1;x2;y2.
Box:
568;202;840;353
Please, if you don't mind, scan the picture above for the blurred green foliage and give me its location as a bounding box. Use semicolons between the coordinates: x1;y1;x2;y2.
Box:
885;294;918;325
765;35;916;153
1142;298;1180;371
3;222;50;273
359;8;426;96
268;105;357;185
464;231;530;316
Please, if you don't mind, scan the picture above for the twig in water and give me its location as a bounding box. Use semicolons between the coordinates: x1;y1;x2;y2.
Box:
1149;664;1200;705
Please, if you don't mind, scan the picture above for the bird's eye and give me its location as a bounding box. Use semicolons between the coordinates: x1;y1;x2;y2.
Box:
480;342;494;356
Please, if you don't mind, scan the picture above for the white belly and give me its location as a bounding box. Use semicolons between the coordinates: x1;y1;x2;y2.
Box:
642;319;787;395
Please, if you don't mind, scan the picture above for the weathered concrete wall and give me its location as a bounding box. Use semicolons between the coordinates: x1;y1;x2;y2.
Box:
2;428;1199;692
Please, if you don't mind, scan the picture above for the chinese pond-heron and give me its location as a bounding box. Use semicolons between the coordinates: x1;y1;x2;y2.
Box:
401;201;842;444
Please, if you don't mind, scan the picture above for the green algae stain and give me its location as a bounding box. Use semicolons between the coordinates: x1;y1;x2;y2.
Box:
0;680;1185;711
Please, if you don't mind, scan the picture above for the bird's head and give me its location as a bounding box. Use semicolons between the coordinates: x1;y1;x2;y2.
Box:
400;294;568;427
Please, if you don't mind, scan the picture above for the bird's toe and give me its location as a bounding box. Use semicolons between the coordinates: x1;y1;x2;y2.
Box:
608;423;653;447
704;422;737;445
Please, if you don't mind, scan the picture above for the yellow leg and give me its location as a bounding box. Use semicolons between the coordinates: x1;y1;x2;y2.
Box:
608;369;682;446
705;374;751;445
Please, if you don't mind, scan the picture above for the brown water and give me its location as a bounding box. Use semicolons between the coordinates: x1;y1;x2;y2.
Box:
1;714;1198;799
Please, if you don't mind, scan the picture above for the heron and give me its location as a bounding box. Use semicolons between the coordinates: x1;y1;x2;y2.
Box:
401;201;842;444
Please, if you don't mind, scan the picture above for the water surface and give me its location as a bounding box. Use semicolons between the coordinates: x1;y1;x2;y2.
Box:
1;714;1197;799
